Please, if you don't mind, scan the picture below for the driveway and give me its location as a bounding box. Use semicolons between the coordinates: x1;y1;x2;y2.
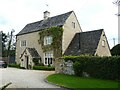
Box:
0;67;60;88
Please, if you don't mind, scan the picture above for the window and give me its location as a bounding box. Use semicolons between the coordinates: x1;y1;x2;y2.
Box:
44;36;52;45
44;51;53;65
72;22;75;28
20;40;26;47
102;40;105;47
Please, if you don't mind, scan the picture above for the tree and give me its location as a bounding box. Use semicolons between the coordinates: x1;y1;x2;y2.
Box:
2;32;7;51
0;31;7;57
111;44;120;56
7;29;15;64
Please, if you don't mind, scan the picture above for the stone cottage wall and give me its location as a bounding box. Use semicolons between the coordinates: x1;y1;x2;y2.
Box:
55;58;74;75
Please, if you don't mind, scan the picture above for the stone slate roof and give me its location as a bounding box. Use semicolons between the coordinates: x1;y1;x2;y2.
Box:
27;48;40;58
17;11;73;36
64;29;103;55
20;48;40;59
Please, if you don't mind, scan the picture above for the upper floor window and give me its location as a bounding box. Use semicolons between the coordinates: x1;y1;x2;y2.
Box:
102;40;105;47
44;36;52;45
72;22;75;28
20;40;26;47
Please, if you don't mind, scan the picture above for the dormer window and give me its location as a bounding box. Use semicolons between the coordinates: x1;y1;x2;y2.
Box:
102;40;105;47
72;22;75;28
44;36;52;45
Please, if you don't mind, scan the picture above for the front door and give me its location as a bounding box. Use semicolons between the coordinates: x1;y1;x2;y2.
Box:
26;56;29;69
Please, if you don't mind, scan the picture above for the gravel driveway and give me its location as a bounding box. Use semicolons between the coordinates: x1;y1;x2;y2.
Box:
0;68;60;88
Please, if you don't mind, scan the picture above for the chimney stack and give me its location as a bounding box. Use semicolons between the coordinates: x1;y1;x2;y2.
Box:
44;11;50;19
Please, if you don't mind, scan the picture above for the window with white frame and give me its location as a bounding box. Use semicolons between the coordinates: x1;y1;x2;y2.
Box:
44;51;53;65
20;40;27;47
44;36;52;45
72;22;75;28
102;40;105;47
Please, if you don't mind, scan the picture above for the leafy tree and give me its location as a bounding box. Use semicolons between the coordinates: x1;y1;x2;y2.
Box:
110;44;120;56
2;32;7;51
1;32;7;57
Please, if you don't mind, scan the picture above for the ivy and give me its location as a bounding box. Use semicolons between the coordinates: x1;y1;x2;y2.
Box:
38;27;63;58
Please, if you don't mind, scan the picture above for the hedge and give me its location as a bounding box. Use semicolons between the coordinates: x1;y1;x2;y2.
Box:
33;66;55;71
63;56;120;81
8;63;20;68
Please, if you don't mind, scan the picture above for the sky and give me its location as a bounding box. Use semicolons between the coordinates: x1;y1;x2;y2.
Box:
0;0;118;48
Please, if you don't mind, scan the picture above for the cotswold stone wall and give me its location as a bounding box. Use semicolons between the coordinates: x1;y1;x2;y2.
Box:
55;58;74;75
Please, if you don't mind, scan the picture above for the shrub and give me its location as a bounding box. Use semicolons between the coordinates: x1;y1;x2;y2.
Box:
73;61;83;76
33;66;55;71
8;63;20;68
32;58;40;65
38;63;44;66
111;44;120;56
63;56;120;81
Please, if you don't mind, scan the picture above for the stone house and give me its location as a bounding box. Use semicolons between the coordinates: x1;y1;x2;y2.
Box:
16;11;111;69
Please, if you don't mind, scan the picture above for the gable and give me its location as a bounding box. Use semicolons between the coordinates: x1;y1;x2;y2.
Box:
20;48;40;59
17;11;73;36
95;31;111;56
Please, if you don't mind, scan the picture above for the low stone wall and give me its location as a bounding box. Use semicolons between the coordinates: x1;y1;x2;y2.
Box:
55;58;74;75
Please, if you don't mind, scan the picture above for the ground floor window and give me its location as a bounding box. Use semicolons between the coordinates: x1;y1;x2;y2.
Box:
44;51;53;65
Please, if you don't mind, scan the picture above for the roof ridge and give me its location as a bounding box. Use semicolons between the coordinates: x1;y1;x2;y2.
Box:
17;11;73;36
26;11;73;26
79;29;103;34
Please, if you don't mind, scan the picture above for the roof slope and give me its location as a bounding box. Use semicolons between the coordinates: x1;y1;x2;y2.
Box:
64;29;103;55
17;11;73;36
20;48;40;59
27;48;40;58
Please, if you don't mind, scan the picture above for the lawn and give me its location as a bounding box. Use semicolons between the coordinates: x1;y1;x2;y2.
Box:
46;74;119;89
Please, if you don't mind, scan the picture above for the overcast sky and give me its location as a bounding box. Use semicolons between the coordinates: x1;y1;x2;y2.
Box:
0;0;118;48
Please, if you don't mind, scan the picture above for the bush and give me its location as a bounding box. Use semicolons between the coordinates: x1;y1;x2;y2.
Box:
33;66;55;71
111;44;120;56
38;63;44;66
33;58;40;65
63;56;120;81
8;63;20;68
73;61;83;76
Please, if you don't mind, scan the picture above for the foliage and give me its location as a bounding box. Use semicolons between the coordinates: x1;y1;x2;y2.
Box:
8;63;20;68
38;62;44;66
73;61;83;76
33;65;55;71
2;50;15;57
32;58;40;65
38;27;63;58
111;44;120;56
2;32;7;50
47;74;119;89
7;30;15;57
63;56;120;81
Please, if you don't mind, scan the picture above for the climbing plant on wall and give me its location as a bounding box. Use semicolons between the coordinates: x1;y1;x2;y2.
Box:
38;26;63;58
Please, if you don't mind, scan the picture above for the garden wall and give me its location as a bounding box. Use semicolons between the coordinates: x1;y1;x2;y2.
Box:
55;56;120;80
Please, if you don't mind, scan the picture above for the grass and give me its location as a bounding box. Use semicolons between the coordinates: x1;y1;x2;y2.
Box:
46;74;119;89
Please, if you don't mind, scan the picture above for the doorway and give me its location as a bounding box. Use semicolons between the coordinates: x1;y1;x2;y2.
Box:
25;56;29;69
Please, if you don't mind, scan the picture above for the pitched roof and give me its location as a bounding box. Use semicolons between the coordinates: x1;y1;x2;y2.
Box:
64;29;103;55
17;11;73;36
20;48;40;59
27;48;40;58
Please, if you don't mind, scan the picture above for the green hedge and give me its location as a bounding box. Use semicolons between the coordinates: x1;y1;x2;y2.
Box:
63;56;120;81
8;63;20;68
33;66;55;71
